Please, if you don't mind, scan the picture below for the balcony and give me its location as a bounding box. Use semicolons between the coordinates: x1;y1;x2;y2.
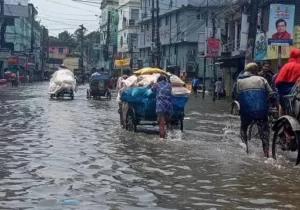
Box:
221;40;246;57
122;19;138;29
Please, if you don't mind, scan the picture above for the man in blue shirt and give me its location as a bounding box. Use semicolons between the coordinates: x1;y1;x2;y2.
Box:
192;76;200;96
152;75;173;138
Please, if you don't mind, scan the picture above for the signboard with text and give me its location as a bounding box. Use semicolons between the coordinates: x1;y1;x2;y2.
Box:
206;38;220;58
268;4;295;46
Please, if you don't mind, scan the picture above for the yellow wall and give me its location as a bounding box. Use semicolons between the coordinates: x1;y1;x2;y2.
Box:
64;57;79;72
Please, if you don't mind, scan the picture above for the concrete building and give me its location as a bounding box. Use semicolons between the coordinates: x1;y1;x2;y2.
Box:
117;0;141;69
138;0;230;83
99;0;119;69
47;46;70;73
4;2;43;80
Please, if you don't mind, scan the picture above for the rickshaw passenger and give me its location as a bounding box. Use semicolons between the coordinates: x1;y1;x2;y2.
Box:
275;48;300;116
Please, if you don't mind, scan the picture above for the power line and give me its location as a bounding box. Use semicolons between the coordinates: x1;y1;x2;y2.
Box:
46;0;99;13
37;8;98;16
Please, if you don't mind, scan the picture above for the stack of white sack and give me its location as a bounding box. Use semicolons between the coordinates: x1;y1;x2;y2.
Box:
122;73;190;96
48;69;77;94
170;75;190;96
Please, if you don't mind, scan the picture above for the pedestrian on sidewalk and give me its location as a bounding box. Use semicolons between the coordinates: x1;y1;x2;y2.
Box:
215;77;223;100
192;76;200;96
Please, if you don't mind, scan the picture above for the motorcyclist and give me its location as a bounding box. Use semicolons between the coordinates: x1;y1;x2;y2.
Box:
236;62;277;158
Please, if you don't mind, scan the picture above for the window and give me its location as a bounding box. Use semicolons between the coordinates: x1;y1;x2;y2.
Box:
124;32;126;37
58;48;63;54
165;16;169;26
120;36;123;48
120;10;122;15
174;44;178;55
175;12;179;23
131;9;139;20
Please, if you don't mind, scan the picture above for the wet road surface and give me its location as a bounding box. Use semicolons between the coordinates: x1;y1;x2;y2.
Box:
1;82;300;210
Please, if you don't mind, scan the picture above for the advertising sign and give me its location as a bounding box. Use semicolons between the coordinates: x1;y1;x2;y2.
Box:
8;56;19;65
254;32;290;61
0;48;11;58
4;0;28;17
206;38;220;58
268;4;295;46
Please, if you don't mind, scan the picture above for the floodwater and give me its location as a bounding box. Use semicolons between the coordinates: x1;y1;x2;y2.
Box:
0;82;300;210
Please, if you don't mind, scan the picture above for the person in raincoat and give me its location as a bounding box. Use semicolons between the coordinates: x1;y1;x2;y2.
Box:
275;48;300;115
237;62;277;158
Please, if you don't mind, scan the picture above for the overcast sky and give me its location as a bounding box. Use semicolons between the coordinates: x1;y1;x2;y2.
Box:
28;0;101;36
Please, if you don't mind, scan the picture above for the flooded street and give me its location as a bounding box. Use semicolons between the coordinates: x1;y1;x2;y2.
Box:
1;82;300;210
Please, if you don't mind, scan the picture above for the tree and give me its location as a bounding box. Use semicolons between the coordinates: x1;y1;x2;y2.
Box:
58;31;76;47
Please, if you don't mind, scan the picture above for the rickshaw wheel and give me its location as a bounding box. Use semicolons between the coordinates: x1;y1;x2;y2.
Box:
272;121;300;165
107;91;111;100
231;101;240;115
70;91;74;100
180;119;184;132
87;89;91;99
126;108;137;132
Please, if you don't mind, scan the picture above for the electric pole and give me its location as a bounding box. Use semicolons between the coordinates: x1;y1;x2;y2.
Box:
212;13;217;102
41;26;45;74
245;0;259;66
202;0;208;99
155;0;161;68
129;36;133;69
0;0;4;47
105;11;111;68
151;0;155;67
79;24;86;75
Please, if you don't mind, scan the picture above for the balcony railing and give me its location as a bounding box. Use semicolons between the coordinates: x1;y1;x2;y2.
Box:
222;40;241;53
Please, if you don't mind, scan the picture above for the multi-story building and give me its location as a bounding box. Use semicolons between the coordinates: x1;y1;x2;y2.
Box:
3;2;43;80
47;46;70;73
117;0;140;69
138;0;230;80
99;0;119;69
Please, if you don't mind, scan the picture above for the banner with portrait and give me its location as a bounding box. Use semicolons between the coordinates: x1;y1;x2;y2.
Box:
268;4;295;46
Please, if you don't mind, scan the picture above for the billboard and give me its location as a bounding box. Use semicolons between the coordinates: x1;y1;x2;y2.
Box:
4;0;29;17
254;32;290;61
268;4;295;46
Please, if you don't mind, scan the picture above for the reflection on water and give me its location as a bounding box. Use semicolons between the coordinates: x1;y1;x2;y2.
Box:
0;83;300;209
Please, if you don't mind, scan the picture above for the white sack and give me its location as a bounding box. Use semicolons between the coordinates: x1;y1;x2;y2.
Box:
48;69;77;94
170;75;185;86
137;74;160;86
124;75;137;87
172;86;191;96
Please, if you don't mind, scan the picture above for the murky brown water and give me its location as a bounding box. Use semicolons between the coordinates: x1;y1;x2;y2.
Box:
0;82;300;210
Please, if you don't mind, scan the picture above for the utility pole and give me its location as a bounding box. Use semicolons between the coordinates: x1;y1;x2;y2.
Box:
245;0;259;65
105;10;111;68
0;0;4;47
212;13;217;102
129;35;133;69
79;24;86;75
151;0;155;67
41;27;45;74
30;6;35;53
202;0;208;99
155;0;161;68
